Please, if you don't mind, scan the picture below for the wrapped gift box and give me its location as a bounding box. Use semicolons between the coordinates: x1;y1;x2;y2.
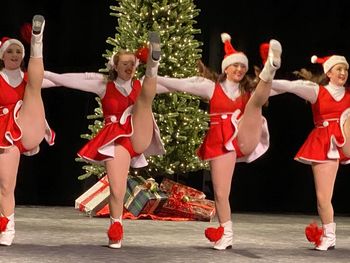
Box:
159;177;206;199
157;181;216;221
124;176;168;217
75;176;110;217
158;193;215;221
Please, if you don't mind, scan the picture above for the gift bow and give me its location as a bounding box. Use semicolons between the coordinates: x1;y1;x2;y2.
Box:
124;177;161;210
167;185;192;210
143;178;159;193
167;185;216;220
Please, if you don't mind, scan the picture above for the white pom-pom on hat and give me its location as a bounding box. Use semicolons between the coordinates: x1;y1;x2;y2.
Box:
311;54;349;73
221;33;231;43
311;55;318;64
220;32;248;73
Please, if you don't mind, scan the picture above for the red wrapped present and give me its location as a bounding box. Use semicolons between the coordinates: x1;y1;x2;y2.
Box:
75;176;110;217
157;190;216;221
157;179;216;221
159;177;206;199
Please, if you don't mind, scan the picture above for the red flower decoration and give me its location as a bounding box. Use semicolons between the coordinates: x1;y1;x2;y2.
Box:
204;226;224;242
107;222;123;242
305;222;323;246
0;216;9;232
135;46;149;64
20;23;32;45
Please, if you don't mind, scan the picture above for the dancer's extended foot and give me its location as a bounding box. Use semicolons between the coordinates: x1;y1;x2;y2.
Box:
268;39;282;69
259;39;282;82
31;15;45;58
148;31;161;62
32;15;45;35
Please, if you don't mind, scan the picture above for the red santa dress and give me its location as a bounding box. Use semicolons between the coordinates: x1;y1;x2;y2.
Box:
0;73;55;155
197;83;269;162
295;85;350;164
77;79;165;168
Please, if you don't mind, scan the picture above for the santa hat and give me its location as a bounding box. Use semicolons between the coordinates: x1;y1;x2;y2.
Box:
0;37;25;59
311;55;349;73
221;33;248;73
259;43;270;65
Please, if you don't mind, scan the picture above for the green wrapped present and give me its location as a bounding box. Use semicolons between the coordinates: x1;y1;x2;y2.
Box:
124;176;168;217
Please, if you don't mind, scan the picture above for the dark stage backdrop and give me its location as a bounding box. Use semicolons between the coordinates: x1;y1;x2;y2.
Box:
1;0;350;214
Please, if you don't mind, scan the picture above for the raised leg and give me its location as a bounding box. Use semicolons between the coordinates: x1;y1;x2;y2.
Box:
237;39;281;155
17;15;46;150
131;32;161;153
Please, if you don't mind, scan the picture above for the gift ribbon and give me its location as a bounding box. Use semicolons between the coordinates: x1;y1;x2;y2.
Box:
166;185;216;220
160;178;206;199
124;177;162;213
79;176;109;211
167;185;192;212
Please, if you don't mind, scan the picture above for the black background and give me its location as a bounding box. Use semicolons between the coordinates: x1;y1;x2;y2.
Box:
1;0;350;214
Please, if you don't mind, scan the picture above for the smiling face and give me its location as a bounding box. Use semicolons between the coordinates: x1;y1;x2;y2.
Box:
1;44;24;70
114;53;137;81
224;62;248;83
327;63;348;87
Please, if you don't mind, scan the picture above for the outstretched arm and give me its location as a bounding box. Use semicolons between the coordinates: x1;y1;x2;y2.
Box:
43;71;107;97
157;76;215;100
271;79;319;103
42;78;58;88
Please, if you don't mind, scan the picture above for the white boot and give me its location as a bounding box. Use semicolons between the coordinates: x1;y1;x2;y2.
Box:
213;220;233;250
145;31;161;78
30;15;45;58
0;214;15;246
108;216;123;249
259;39;282;82
315;222;336;251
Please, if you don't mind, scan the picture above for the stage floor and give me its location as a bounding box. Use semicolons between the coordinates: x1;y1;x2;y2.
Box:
1;206;350;263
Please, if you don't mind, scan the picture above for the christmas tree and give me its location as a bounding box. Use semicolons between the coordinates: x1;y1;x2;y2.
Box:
77;0;209;180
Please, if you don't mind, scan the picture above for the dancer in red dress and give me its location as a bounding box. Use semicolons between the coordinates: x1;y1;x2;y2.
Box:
0;15;54;246
44;32;165;248
156;33;282;250
271;54;350;251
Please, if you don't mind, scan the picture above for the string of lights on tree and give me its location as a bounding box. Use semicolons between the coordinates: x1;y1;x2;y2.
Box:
76;0;209;180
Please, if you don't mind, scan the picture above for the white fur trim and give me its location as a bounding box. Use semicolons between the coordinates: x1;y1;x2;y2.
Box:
221;33;231;43
221;53;249;73
311;55;318;64
237;117;269;163
323;55;349;73
0;39;25;59
224;110;240;151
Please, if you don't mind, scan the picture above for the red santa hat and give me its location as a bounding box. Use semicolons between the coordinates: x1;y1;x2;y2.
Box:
259;43;270;65
221;33;248;73
311;55;349;73
0;37;25;59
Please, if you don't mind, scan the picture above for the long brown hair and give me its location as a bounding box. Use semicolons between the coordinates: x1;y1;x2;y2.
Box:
197;60;257;95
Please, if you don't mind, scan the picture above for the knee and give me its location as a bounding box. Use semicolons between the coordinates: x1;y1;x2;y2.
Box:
214;191;229;203
0;181;15;197
238;143;255;156
316;194;332;210
109;187;126;200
